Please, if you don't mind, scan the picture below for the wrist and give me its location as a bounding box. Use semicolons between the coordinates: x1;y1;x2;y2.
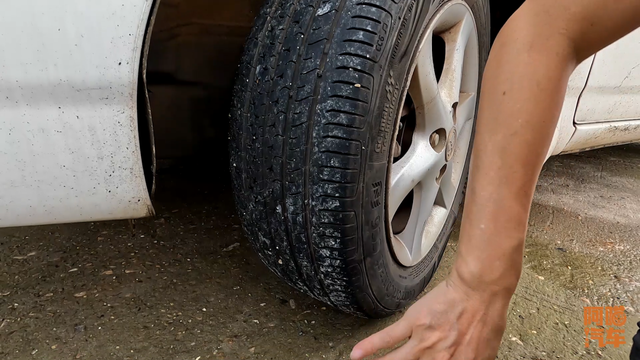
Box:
449;254;521;297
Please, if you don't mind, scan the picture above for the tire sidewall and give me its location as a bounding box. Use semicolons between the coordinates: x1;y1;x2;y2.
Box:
360;0;489;315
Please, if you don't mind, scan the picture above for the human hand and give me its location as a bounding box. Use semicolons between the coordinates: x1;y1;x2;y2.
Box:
350;274;512;360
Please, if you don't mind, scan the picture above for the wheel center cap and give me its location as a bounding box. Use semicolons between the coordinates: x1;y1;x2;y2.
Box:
445;127;457;161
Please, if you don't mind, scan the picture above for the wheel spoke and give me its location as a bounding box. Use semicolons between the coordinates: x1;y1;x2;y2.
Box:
437;164;457;210
439;13;473;108
449;111;474;184
395;179;442;264
388;142;443;218
455;92;476;128
409;37;454;134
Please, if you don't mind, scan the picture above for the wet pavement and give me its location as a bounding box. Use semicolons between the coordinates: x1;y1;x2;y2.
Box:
1;145;639;360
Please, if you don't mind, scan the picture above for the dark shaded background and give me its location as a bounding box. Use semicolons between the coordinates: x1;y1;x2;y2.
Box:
146;0;264;160
144;0;520;161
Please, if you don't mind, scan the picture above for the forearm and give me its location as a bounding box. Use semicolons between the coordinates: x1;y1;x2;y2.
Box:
452;0;640;294
452;8;575;292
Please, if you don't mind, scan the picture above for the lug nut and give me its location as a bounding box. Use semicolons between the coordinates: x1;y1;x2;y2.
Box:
429;133;440;148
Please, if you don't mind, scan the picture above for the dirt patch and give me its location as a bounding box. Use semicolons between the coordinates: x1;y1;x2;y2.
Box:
2;147;639;359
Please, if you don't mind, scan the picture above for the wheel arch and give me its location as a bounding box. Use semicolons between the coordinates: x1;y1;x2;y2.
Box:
137;0;162;198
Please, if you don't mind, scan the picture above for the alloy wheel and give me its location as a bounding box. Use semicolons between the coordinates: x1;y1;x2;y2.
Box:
388;1;480;267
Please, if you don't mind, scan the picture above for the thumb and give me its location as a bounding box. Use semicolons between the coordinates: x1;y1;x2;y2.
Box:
351;317;412;360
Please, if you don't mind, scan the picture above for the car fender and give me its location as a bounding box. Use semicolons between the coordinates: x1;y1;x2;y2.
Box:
0;0;157;227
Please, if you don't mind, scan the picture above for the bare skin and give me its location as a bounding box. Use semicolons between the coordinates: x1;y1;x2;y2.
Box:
351;1;640;359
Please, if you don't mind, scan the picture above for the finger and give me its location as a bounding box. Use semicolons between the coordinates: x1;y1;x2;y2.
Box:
350;318;413;360
375;338;420;360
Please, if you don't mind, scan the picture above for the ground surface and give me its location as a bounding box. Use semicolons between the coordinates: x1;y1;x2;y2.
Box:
1;145;639;360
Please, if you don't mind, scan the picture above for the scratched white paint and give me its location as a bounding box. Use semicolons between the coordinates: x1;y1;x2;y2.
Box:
562;120;640;154
545;56;594;158
0;0;154;227
575;28;640;124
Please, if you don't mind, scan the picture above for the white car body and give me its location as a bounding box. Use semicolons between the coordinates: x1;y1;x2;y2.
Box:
548;27;640;157
0;0;155;227
0;2;638;228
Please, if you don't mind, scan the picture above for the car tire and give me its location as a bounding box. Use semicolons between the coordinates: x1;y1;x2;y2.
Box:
230;0;490;317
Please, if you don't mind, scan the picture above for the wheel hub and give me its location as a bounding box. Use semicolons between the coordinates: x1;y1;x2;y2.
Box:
387;0;479;267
